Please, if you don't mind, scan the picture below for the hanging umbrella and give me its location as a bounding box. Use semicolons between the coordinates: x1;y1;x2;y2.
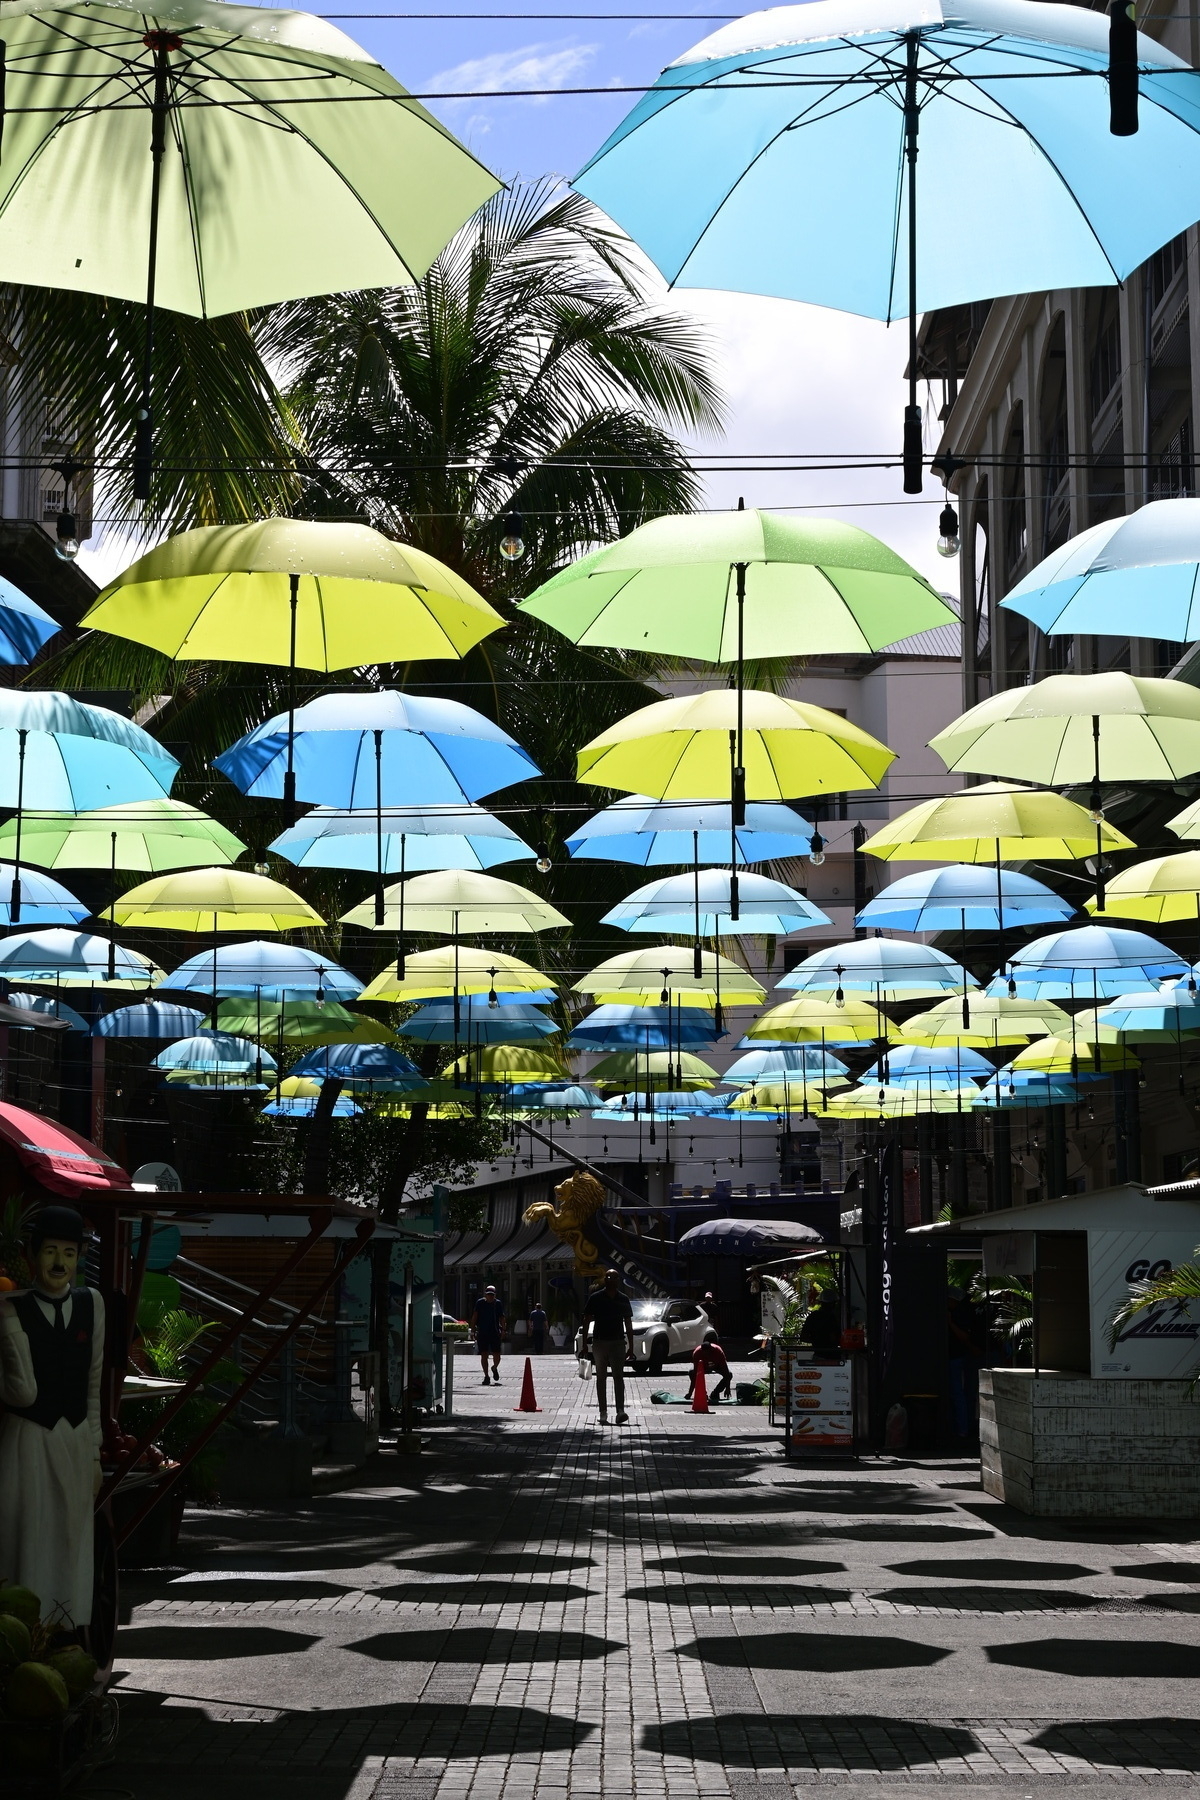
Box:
602;1089;724;1121
726;1080;838;1114
293;1043;423;1090
0;577;61;664
340;869;569;934
586;1049;718;1090
994;923;1186;1000
861;1043;993;1086
0;797;246;873
0;928;162;988
163;1069;269;1090
602;868;828;937
1000;500;1200;641
577;688;894;800
900;994;1071;1048
857;864;1075;932
215;999;394;1047
510;1085;603;1116
573;0;1200;491
94;1001;206;1039
678;1218;822;1255
0;864;87;926
359;945;553;1004
722;1044;850;1085
1167;795;1200;840
565;795;815;865
1008;1036;1139;1077
566;1004;720;1051
271;802;533;874
972;1073;1081;1110
440;1044;568;1086
159;940;361;1002
825;1084;967;1119
402;999;559;1045
777;938;972;1000
0;1;498;495
749;995;894;1045
7;992;88;1031
860;782;1136;862
574;945;765;1008
263;1081;362;1118
153;1030;277;1075
103;867;324;931
1093;987;1200;1039
1085;852;1200;927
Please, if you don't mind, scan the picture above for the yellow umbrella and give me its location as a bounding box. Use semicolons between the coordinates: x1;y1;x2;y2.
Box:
749;995;895;1044
359;945;552;1003
1067;1005;1126;1046
574;945;765;1008
900;993;1071;1047
442;1044;568;1083
1167;795;1200;839
575;687;894;799
1008;1035;1138;1075
1085;852;1200;925
825;1083;969;1119
860;782;1135;862
727;1074;851;1112
340;869;569;934
102;867;323;932
588;1049;719;1090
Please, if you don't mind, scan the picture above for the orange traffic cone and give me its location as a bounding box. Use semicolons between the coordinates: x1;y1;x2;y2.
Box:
691;1361;709;1414
514;1356;541;1413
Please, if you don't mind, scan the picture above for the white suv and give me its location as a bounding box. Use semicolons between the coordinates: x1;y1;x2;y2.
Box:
576;1298;716;1377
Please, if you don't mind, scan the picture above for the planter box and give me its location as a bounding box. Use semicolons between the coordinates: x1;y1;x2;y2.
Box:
1;1689;118;1796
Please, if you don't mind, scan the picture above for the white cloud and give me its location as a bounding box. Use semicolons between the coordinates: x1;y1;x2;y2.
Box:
428;42;598;108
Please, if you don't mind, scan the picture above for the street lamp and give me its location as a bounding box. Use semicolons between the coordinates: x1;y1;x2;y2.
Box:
50;456;86;561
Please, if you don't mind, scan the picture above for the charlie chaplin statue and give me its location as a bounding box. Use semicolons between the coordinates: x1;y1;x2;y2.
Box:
0;1204;104;1627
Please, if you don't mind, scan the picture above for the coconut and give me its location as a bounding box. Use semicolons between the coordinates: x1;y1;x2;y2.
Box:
47;1646;97;1700
5;1660;69;1720
0;1612;31;1669
0;1584;39;1629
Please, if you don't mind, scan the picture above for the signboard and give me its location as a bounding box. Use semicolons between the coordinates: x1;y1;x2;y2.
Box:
784;1350;853;1450
1090;1231;1200;1378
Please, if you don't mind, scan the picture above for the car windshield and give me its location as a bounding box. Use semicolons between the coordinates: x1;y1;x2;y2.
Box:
631;1302;668;1323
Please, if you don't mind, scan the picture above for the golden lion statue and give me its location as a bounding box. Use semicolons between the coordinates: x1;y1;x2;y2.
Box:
523;1169;606;1275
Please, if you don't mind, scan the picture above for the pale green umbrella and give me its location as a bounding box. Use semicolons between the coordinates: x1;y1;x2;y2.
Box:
0;0;499;494
0;798;245;872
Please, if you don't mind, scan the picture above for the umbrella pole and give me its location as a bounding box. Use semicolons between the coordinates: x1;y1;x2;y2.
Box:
453;913;460;1051
729;732;740;922
283;574;300;827
902;31;923;495
693;830;702;981
396;835;407;978
374;730;385;927
732;556;747;833
9;726;26;927
107;831;117;982
133;31;178;503
995;839;1007;991
211;912;218;1025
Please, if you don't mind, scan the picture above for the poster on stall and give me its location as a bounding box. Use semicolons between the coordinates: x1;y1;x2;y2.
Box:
788;1357;853;1449
1091;1231;1200;1377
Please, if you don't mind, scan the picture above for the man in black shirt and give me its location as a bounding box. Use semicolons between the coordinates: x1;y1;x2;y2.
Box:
583;1269;635;1425
471;1286;506;1384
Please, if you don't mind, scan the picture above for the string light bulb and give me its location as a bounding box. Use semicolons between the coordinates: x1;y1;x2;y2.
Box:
936;500;960;559
809;829;825;867
499;508;526;562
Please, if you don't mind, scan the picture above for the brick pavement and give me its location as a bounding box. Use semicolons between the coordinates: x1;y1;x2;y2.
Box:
98;1355;1200;1800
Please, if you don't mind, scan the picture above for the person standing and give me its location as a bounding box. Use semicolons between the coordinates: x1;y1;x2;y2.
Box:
527;1300;548;1354
0;1204;105;1631
583;1268;635;1425
687;1337;733;1403
471;1285;506;1384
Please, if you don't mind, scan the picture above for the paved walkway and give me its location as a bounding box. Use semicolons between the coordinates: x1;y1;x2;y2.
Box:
101;1355;1200;1800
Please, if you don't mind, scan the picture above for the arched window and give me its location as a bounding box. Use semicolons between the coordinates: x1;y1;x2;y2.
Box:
1039;316;1069;555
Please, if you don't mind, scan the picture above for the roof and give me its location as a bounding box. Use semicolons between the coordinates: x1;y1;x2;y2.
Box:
0;1102;131;1196
908;1182;1200;1236
879;598;962;660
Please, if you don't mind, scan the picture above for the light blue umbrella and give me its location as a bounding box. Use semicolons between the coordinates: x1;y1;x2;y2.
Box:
6;991;89;1031
575;0;1200;491
159;940;362;1003
603;868;829;936
402;999;559;1045
1001;500;1200;639
0;928;160;986
858;864;1074;933
292;1042;423;1091
1093;985;1200;1036
153;1030;277;1075
510;1083;603;1114
214;690;539;807
566;1002;721;1051
0;577;60;664
973;1071;1081;1109
992;924;1187;1000
95;1001;207;1039
722;1044;849;1085
0;862;87;926
270;802;534;874
778;938;972;1000
602;1089;723;1121
262;1093;362;1117
566;795;814;865
861;1043;993;1087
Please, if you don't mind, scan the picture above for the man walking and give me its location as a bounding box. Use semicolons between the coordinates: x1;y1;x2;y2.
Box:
583;1268;635;1425
528;1300;548;1354
471;1285;506;1384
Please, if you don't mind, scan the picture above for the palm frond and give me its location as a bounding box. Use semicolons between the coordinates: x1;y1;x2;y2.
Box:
1111;1255;1200;1346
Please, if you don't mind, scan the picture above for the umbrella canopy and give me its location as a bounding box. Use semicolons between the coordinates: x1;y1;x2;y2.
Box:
215;1000;394;1046
577;688;895;800
566;1004;720;1051
602;1089;723;1120
0;576;60;664
519;510;954;659
94;1001;206;1039
1008;1036;1139;1076
930;673;1200;785
510;1084;603;1115
340;869;569;934
749;995;894;1045
586;1049;718;1090
723;1045;849;1085
153;1031;277;1075
359;945;552;1003
972;1073;1081;1110
271;802;533;874
565;795;815;865
778;938;972;1000
90;521;503;669
160;940;361;1001
861;1043;994;1086
0;864;87;926
825;1083;967;1118
997;924;1186;999
401;999;559;1045
0;928;161;987
292;1043;423;1090
603;868;828;936
900;994;1071;1047
441;1044;568;1085
860;781;1135;861
0;690;178;809
857;864;1074;932
1167;795;1200;840
1086;852;1200;925
1093;987;1200;1040
574;945;765;1008
215;689;539;807
726;1079;840;1115
6;992;88;1031
0;798;246;871
678;1217;822;1255
104;866;323;931
263;1089;362;1118
1000;500;1200;641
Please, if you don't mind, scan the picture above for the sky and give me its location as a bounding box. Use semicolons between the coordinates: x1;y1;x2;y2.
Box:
80;5;951;595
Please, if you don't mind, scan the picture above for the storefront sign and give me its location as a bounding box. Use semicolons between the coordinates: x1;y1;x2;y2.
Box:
1091;1231;1200;1377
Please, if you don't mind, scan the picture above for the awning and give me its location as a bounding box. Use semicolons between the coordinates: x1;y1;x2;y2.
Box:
0;1101;131;1196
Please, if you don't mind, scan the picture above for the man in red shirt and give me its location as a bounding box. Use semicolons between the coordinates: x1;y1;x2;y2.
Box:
686;1338;732;1403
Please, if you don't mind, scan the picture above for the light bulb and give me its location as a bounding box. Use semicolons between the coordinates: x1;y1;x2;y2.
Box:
536;852;552;874
253;860;270;877
488;973;499;1007
54;510;79;560
809;831;825;866
499;531;526;562
936;501;960;559
1089;806;1105;824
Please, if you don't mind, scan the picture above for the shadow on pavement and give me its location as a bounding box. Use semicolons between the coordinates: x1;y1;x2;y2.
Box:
675;1633;951;1671
348;1628;622;1663
1121;1561;1200;1584
871;1586;1103;1613
155;1579;359;1603
645;1555;847;1576
377;1580;594;1606
643;1714;979;1768
626;1584;855;1609
391;1551;593;1574
886;1557;1095;1582
987;1638;1200;1677
1028;1720;1200;1769
115;1626;321;1660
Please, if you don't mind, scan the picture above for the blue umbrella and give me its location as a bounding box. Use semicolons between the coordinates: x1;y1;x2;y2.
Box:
95;1001;207;1039
263;1093;362;1118
678;1217;823;1254
0;577;60;664
0;928;160;987
993;924;1187;1000
510;1083;603;1113
722;1044;849;1085
566;795;814;865
1001;499;1200;640
778;938;971;999
6;991;89;1031
402;999;559;1044
292;1043;423;1091
0;862;87;926
159;940;362;1002
215;691;539;808
575;0;1200;491
270;802;534;874
603;868;829;937
602;1089;723;1121
153;1030;277;1075
566;1002;722;1051
973;1072;1081;1109
861;1043;993;1087
858;864;1074;933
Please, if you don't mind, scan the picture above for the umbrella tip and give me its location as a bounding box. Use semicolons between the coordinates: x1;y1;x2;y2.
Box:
737;495;745;511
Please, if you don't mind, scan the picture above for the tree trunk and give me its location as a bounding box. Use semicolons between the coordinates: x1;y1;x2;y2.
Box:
302;1077;344;1195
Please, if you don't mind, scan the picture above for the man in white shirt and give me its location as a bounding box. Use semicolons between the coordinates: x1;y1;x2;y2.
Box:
0;1204;104;1631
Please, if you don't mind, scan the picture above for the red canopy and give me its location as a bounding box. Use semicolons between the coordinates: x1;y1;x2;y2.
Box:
0;1102;131;1197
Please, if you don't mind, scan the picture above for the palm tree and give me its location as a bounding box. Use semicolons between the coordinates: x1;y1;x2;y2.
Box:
1111;1254;1200;1353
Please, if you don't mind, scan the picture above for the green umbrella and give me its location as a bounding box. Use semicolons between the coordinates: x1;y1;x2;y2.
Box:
0;0;499;495
0;798;245;871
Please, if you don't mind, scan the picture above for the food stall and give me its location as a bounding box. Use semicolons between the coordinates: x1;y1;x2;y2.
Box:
909;1181;1200;1517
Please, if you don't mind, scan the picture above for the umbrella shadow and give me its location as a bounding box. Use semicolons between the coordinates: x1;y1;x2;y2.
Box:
116;1626;321;1661
987;1638;1200;1678
645;1555;847;1577
348;1628;621;1664
886;1557;1096;1581
644;1713;979;1769
1028;1719;1200;1771
675;1633;951;1672
377;1581;593;1607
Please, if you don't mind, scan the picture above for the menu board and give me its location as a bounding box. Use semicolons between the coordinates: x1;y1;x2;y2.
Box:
787;1356;853;1450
